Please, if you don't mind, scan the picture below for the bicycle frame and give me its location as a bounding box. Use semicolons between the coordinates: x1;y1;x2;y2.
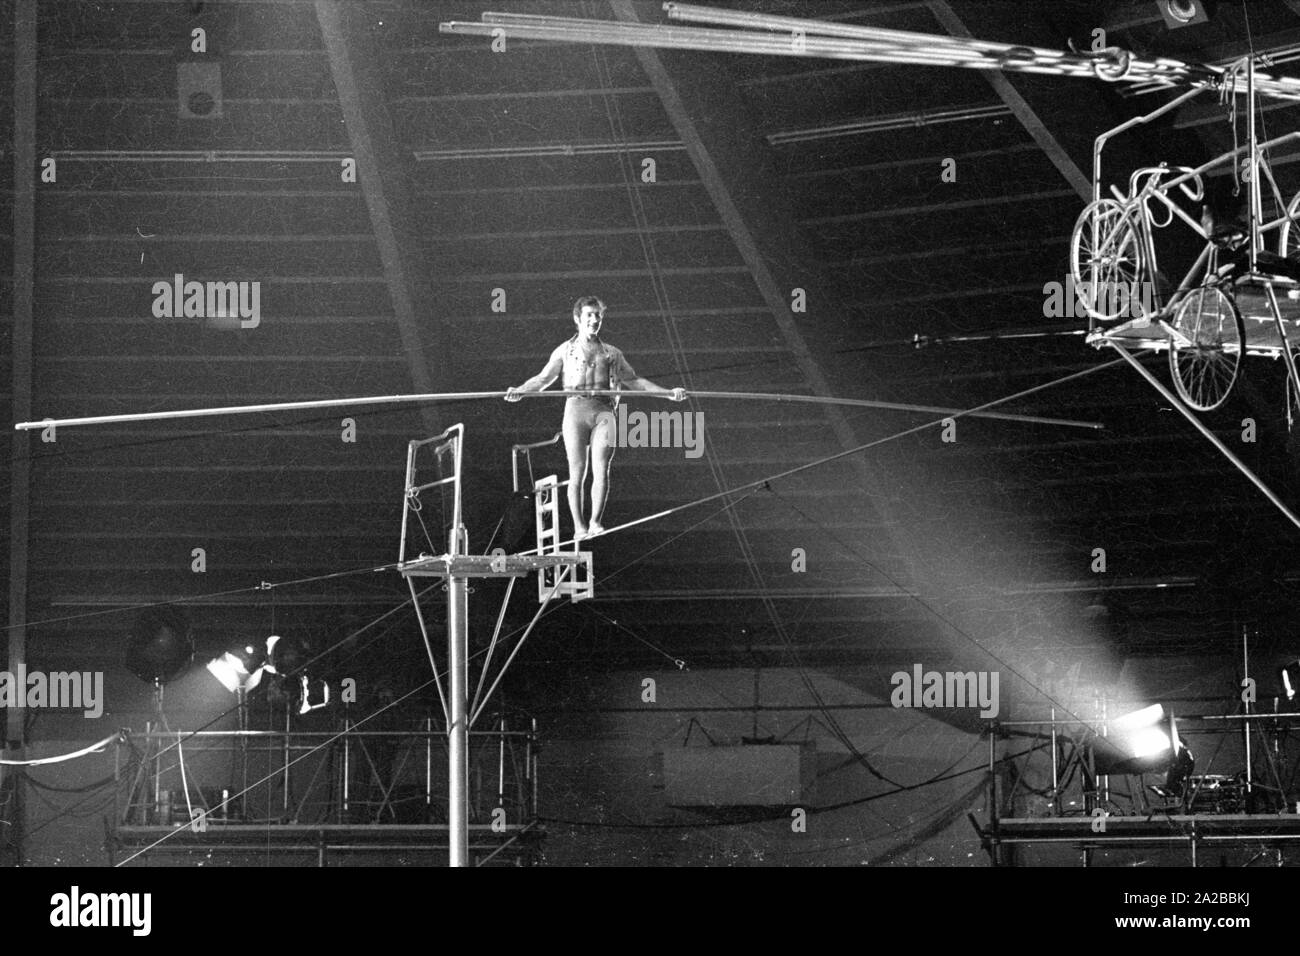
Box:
1081;165;1206;327
1083;55;1300;422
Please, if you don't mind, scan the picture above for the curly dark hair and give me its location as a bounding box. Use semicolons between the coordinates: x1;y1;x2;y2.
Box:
572;295;606;319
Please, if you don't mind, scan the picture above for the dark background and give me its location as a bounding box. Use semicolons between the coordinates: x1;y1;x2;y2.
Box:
4;0;1300;866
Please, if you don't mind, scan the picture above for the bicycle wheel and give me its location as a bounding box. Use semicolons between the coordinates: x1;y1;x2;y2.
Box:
1278;191;1300;258
1167;286;1244;412
1070;199;1143;321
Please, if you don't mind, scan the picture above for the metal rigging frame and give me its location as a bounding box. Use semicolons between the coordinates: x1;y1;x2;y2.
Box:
396;424;591;866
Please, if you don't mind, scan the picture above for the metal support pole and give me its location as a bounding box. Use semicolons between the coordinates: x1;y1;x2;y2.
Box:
238;688;249;808
151;719;161;823
1050;706;1059;815
1243;625;1253;797
425;715;432;810
988;727;999;867
529;718;538;818
398;440;416;565
399;426;582;864
448;571;469;867
283;702;291;812
1248;58;1260;274
113;740;121;825
448;428;469;868
498;715;507;810
6;0;37;866
341;713;351;820
1097;693;1109;810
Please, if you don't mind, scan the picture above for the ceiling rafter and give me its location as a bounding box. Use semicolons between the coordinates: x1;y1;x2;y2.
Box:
316;0;444;435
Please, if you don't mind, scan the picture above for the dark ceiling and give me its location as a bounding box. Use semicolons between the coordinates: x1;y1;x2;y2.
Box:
7;0;1300;703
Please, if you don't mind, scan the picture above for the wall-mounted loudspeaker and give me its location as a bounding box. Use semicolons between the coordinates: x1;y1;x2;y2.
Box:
177;60;223;119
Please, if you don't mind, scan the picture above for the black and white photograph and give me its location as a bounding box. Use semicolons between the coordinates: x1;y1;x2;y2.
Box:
1;0;1297;926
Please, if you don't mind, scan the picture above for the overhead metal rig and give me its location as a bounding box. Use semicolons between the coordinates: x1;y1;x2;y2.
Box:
438;3;1300;100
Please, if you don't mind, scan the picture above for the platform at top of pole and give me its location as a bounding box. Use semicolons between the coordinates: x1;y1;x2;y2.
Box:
398;552;588;579
1086;276;1300;356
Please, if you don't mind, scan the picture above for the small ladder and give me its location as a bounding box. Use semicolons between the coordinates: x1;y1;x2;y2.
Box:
534;474;592;602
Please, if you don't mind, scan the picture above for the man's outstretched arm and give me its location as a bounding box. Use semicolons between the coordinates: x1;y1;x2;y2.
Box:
612;349;685;400
505;346;565;401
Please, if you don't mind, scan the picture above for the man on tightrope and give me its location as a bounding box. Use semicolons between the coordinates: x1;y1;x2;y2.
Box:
506;296;685;540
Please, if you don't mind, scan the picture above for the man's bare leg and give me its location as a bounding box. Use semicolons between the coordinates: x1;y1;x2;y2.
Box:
588;416;616;535
564;431;590;539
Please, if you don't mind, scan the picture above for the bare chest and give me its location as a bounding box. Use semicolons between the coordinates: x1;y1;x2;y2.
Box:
565;342;613;385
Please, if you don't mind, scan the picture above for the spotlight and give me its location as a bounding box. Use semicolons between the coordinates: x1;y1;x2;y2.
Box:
1145;714;1196;805
1092;704;1193;777
1282;661;1300;701
1164;729;1195;794
1114;703;1167;758
1157;0;1212;29
206;635;280;694
125;607;194;685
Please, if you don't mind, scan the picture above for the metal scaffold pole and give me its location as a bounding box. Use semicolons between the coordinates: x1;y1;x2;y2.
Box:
447;560;470;867
396;424;600;866
447;425;470;868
